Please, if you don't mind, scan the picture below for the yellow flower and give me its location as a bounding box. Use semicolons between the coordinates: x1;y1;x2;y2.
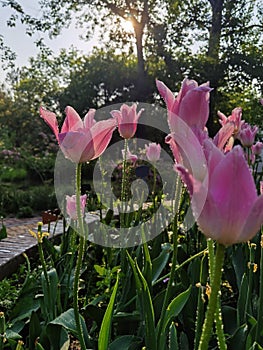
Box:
29;227;49;244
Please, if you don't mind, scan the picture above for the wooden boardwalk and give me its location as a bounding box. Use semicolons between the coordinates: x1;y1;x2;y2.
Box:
0;214;99;280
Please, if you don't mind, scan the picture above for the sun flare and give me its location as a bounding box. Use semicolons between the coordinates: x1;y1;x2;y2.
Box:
121;18;134;33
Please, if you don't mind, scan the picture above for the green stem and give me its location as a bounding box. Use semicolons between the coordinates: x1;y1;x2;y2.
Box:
73;163;86;350
121;139;128;212
207;239;226;349
154;249;208;286
152;165;157;208
256;229;263;343
215;298;227;350
198;243;226;350
37;224;52;318
207;239;215;281
157;179;182;344
0;312;5;350
194;253;208;350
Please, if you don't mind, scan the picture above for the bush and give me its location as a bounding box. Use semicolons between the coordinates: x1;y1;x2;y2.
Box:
0;184;57;217
0;167;27;182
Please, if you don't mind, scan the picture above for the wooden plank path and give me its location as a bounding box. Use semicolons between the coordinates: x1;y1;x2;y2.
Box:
0;214;99;280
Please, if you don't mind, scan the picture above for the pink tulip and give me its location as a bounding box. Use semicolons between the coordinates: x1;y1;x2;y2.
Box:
165;116;207;182
66;194;87;220
218;107;244;135
238;123;258;147
156;78;212;132
111;104;144;139
252;141;263;156
260;98;263;106
145;142;161;162
40;106;117;163
260;182;263;195
176;141;263;246
122;146;138;164
214;107;245;152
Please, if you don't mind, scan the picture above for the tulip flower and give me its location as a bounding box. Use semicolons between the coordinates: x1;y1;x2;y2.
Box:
111;103;144;139
66;194;87;220
218;107;244;135
156;78;212;132
145;142;161;163
122;146;138;164
176;141;263;246
238;123;258;147
40;106;116;163
252;141;263;156
213;107;245;152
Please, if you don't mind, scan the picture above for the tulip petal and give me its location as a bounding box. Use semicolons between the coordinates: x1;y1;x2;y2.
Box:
239;195;263;242
213;123;235;151
156;79;175;112
203;140;224;177
175;164;194;196
209;146;257;239
58;131;88;163
62;106;83;133
87;118;117;161
179;85;211;129
193;191;222;242
168;117;207;182
84;109;96;129
39;106;59;140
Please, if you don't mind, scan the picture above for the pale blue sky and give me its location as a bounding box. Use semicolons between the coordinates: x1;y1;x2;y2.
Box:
0;1;97;82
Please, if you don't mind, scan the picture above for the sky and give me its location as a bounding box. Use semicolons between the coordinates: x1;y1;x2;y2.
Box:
0;1;97;83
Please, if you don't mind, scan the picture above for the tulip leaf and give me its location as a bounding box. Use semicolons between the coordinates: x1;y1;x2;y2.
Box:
169;322;179;350
109;335;142;350
127;252;157;350
237;273;248;326
157;286;191;349
152;245;171;283
50;308;92;348
98;273;119;350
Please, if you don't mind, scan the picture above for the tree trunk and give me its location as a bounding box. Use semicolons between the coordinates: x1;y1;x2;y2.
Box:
206;0;224;135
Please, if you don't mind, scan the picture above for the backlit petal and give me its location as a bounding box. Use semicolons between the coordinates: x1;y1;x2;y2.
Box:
39;106;59;140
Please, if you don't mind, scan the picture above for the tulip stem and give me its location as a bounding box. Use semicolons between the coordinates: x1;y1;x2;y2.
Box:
157;177;182;345
73;163;86;350
206;239;226;350
256;229;263;343
198;243;225;350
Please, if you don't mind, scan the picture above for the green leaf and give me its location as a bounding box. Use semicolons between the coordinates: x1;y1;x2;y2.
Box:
157;286;191;349
237;273;248;326
94;264;107;276
126;252;157;350
29;311;41;350
35;342;46;350
41;268;59;321
50;308;92;348
83;304;105;328
98;274;119;350
5;329;22;341
228;324;248;350
0;223;7;240
222;306;237;335
232;245;247;290
152;244;171;283
46;324;70;350
113;311;141;322
248;342;263;350
9;296;40;323
169;322;179;350
109;335;142;350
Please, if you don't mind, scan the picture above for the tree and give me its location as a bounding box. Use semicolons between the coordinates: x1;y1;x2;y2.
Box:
1;0;263;131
